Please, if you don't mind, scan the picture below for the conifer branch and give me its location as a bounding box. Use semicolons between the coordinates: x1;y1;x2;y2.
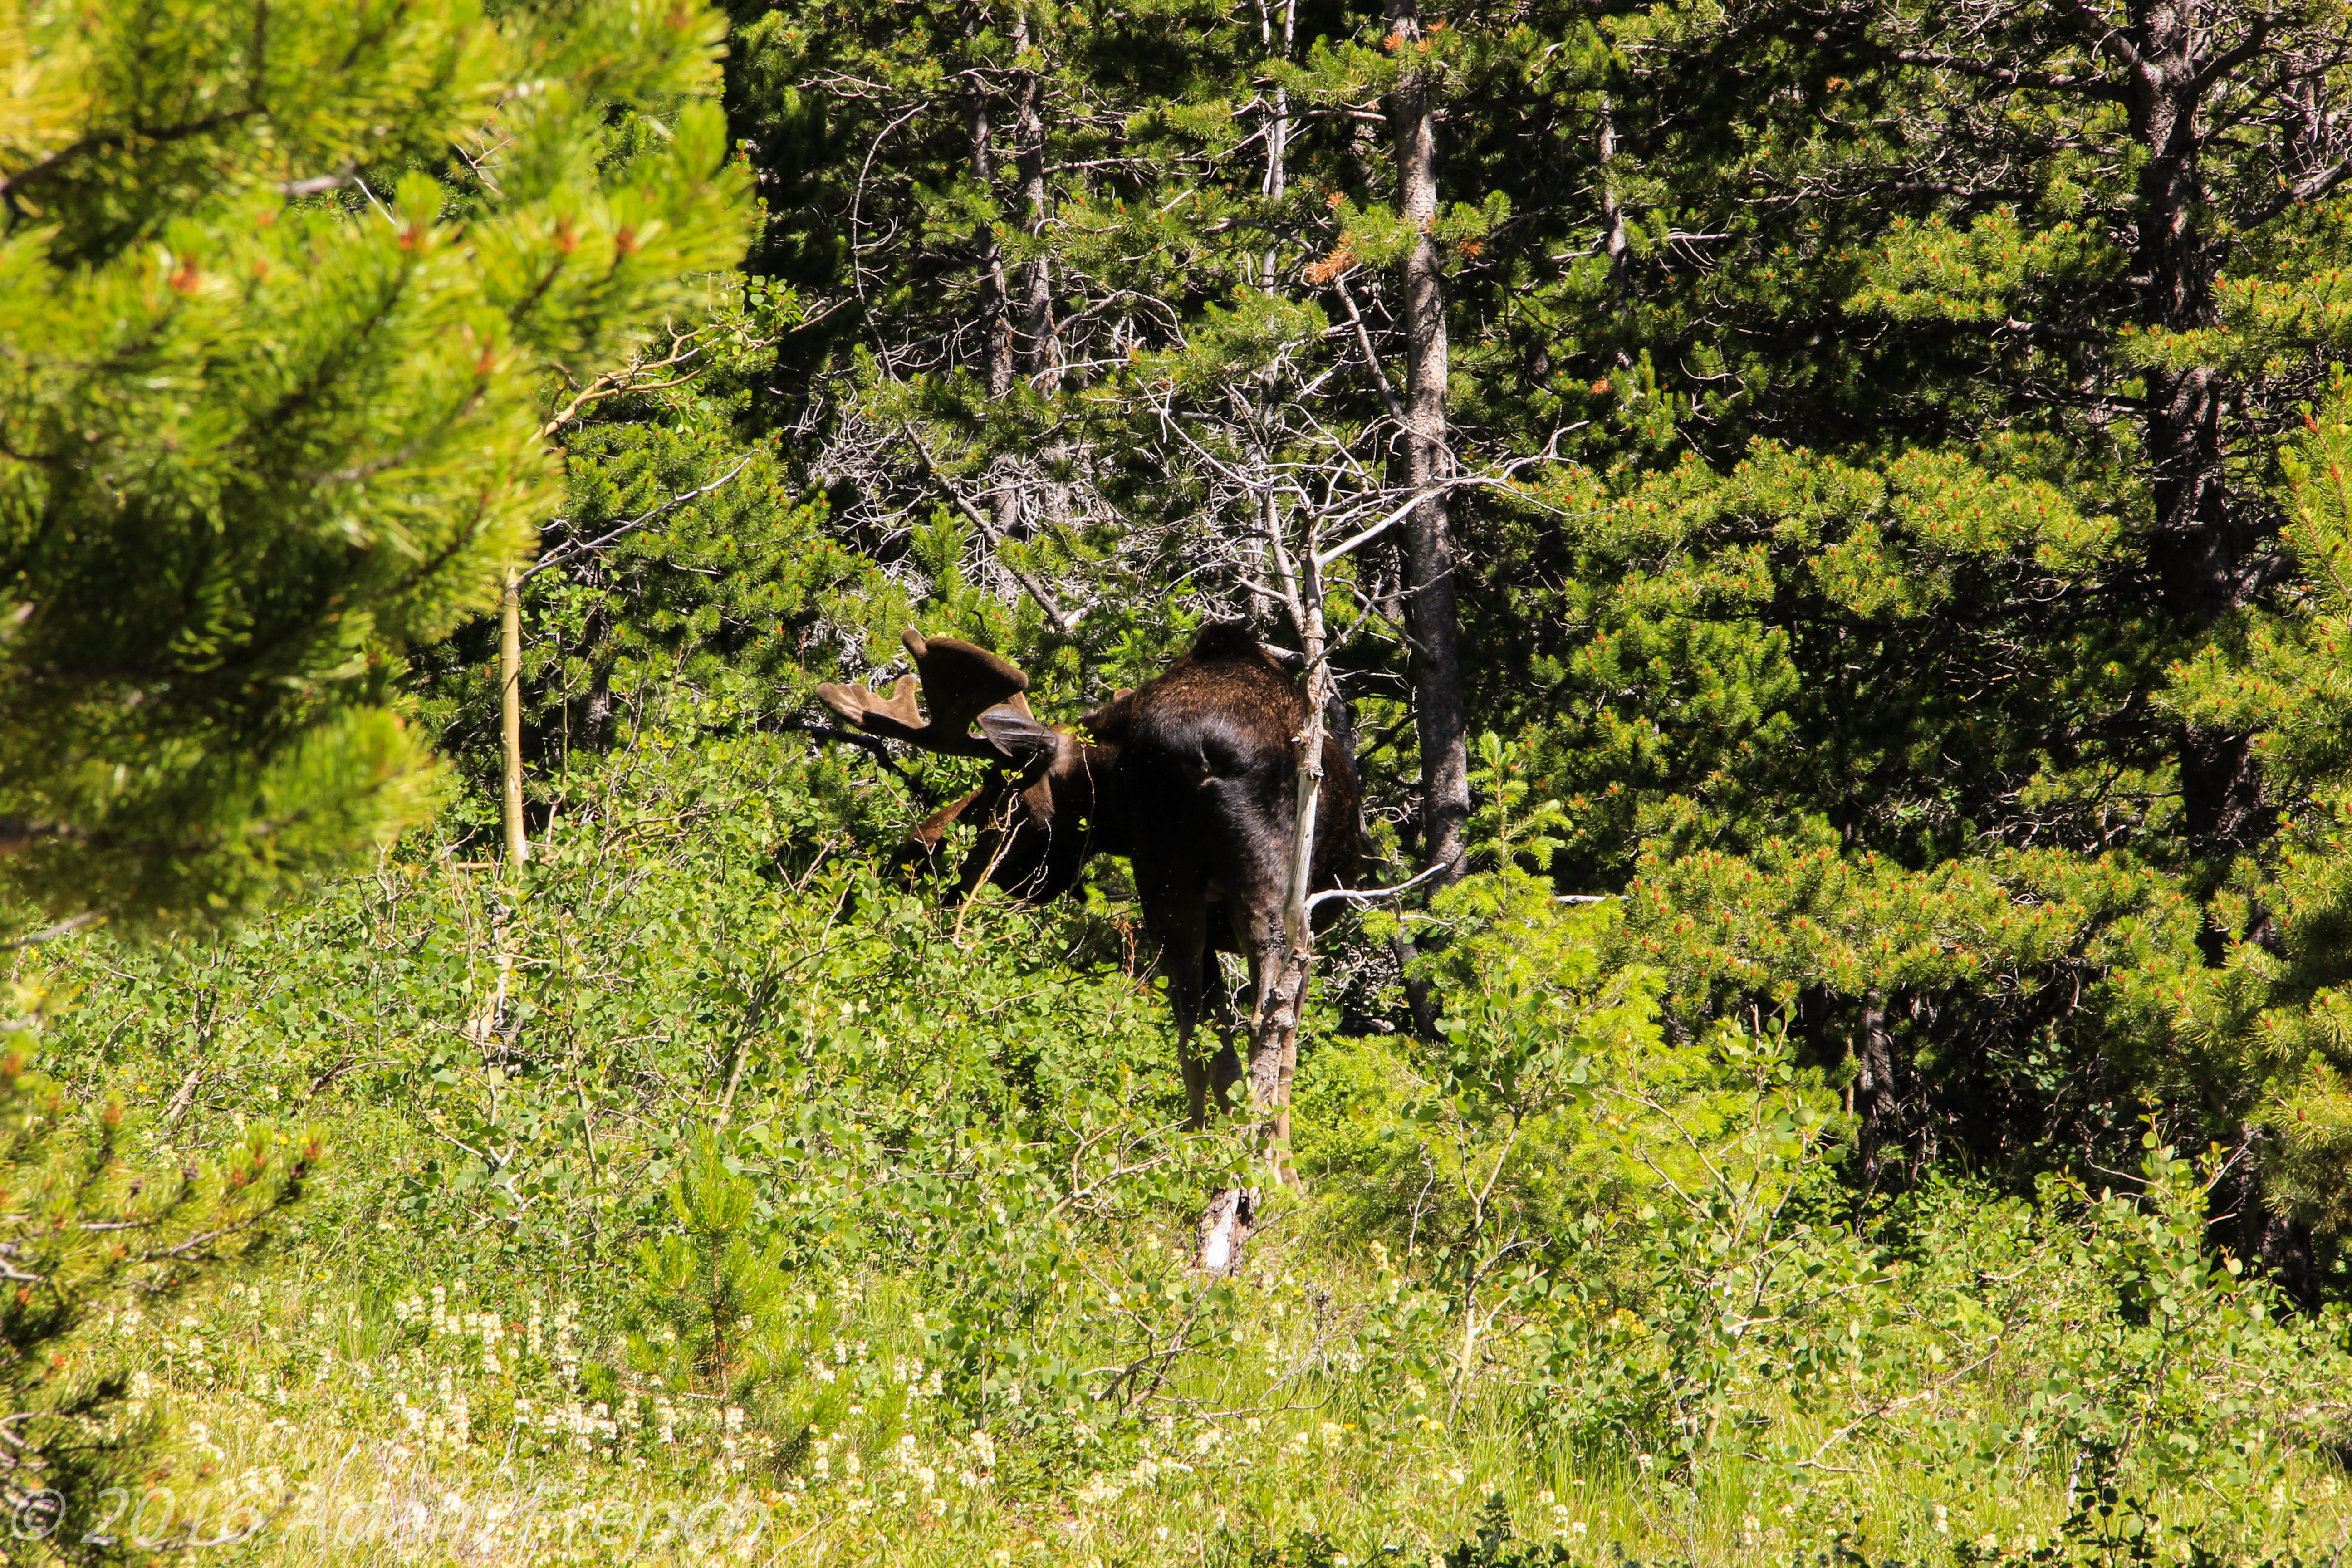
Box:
1872;45;2126;98
0;108;266;205
522;451;762;583
895;422;1079;633
1330;272;1406;424
2241;155;2352;227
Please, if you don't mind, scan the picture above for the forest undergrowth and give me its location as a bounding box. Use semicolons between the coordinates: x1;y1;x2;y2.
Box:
19;0;2352;1556
7;730;2350;1567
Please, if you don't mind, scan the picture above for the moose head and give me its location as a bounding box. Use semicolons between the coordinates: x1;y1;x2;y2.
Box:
817;627;1121;904
818;623;1361;1129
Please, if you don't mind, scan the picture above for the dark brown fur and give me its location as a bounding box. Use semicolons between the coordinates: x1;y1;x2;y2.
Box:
898;623;1362;1123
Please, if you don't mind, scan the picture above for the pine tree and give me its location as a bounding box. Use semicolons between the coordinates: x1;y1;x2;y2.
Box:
1473;0;2352;1239
0;985;312;1562
0;0;750;932
624;1133;793;1401
0;0;751;1552
2168;378;2352;1243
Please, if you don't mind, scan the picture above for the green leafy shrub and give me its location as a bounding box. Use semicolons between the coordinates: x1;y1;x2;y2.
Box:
1305;869;1809;1281
19;735;2352;1564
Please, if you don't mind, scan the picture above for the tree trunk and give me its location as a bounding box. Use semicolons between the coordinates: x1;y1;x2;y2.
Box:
1242;508;1333;1185
1597;91;1628;287
499;568;528;872
1008;15;1078;548
1857;989;1897;1193
968;86;1013;402
1195;1186;1255;1275
1010;11;1058;384
2127;45;2227;575
1257;0;1295;289
2123;4;2263;859
1383;0;1470;887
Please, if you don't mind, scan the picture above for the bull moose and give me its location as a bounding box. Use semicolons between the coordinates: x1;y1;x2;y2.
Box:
816;622;1362;1130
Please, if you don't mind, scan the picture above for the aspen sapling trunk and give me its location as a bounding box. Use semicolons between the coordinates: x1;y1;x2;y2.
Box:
1199;505;1330;1271
500;568;528;871
1244;676;1323;1178
1248;513;1333;1183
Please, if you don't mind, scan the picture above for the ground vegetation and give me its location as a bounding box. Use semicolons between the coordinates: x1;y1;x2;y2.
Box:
9;0;2352;1559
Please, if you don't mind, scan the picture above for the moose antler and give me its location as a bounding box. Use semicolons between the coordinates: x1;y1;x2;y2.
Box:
815;628;1034;757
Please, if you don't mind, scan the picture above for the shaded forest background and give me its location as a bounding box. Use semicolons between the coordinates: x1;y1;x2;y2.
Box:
13;0;2352;1558
418;0;2352;1281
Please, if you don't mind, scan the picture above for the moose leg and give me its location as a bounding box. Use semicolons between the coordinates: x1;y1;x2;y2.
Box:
1152;905;1215;1130
1178;1031;1209;1131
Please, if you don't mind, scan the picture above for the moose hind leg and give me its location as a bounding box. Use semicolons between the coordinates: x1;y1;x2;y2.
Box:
1179;1033;1209;1132
1151;909;1214;1130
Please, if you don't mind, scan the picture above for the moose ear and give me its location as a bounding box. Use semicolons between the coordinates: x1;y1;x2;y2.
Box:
976;706;1064;769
